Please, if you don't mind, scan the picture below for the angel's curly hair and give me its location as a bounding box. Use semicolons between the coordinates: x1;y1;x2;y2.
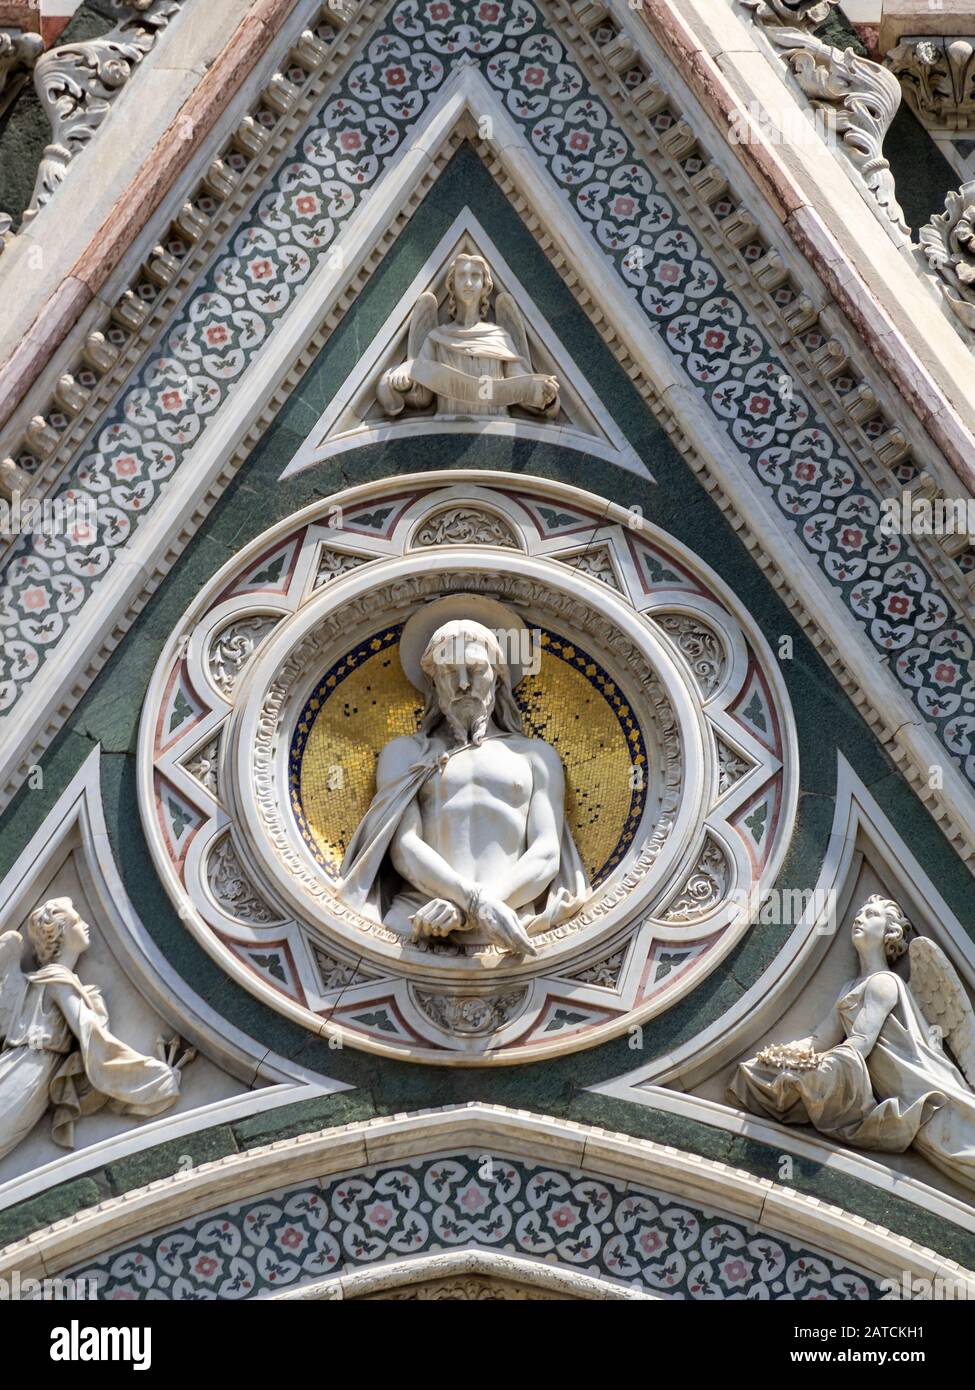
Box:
861;894;911;963
26;896;77;964
445;254;493;321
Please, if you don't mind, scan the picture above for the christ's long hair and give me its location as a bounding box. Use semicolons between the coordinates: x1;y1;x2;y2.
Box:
417;619;524;742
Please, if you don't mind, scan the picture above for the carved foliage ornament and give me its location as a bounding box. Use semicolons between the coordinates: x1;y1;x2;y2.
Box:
559;546;621;591
886;37;975;129
745;0;841;27
22;1;183;226
920;180;975;332
656;614;726;699
209;615;278;699
412;988;529;1035
411;506;520;549
744;3;908;236
662;836;730;922
207;834;281;924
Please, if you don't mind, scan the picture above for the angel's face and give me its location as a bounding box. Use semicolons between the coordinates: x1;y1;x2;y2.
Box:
451;257;486;311
852;902;888;952
61;912;91;958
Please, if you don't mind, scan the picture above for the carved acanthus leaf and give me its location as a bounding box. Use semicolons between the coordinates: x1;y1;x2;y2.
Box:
315;547;368;587
564;947;627;988
24;1;183;224
717;737;752;795
662;837;730;922
209;615;277;699
747;18;908;236
886;37;975;128
412;506;521;550
412;987;529;1035
312;946;382;990
184;735;220;796
920;180;975;333
207;834;281;924
558;545;622;591
656;614;726;698
744;0;840;28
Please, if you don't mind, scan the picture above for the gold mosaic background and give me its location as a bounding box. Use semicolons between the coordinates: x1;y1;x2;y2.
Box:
294;632;643;883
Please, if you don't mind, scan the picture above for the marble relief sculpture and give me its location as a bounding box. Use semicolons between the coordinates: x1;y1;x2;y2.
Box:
731;896;975;1192
0;898;193;1161
377;253;560;419
338;597;589;956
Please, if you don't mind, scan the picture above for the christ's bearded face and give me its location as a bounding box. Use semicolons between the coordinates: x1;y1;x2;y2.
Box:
427;633;497;745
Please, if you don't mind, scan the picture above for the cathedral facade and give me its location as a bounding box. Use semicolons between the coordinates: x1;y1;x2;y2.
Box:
0;0;974;1306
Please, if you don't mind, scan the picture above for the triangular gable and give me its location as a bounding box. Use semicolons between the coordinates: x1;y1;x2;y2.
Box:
281;209;648;477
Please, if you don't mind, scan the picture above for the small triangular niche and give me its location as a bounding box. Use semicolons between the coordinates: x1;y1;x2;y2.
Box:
281;211;648;480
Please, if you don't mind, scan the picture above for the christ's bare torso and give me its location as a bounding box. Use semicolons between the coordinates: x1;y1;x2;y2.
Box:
415;734;534;881
378;722;566;942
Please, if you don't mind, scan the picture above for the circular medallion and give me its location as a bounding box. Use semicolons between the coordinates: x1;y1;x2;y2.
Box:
139;473;797;1063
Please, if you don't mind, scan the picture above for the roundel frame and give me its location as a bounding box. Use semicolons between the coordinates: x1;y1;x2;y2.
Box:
138;471;798;1064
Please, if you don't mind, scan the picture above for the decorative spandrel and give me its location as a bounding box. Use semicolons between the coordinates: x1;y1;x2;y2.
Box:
731;896;975;1194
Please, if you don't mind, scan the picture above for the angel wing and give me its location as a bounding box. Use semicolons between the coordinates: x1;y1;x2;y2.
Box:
0;929;28;1044
377;292;438;415
495;290;532;366
909;936;975;1088
407;290;438;361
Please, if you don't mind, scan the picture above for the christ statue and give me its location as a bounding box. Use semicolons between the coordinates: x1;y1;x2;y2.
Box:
337;600;589;956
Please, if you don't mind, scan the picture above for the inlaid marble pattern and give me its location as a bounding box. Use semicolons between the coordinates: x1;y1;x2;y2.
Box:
2;0;970;790
68;1150;880;1301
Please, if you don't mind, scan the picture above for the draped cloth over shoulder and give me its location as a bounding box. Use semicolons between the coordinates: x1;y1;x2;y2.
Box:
338;735;588;933
731;971;975;1187
28;965;181;1149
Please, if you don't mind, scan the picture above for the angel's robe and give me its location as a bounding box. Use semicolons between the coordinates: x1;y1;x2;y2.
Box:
411;321;532;417
731;970;975;1191
0;965;181;1160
